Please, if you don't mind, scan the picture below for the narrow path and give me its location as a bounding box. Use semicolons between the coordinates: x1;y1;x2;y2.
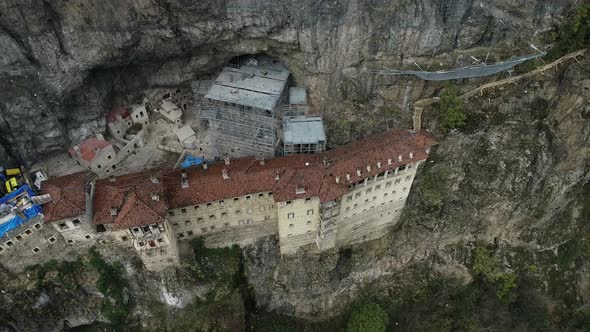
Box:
411;49;587;129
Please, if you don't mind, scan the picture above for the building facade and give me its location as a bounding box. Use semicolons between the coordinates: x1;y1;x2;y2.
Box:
69;135;118;177
0;129;436;272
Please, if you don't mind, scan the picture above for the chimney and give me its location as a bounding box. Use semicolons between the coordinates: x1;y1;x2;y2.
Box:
224;157;230;166
73;145;80;155
110;207;118;216
203;162;208;170
109;176;116;182
151;193;160;201
97;133;105;141
356;169;361;177
150;175;160;184
181;172;189;188
377;161;382;168
398;154;403;162
409;152;414;159
366;165;371;172
259;159;265;166
295;186;305;194
222;169;229;180
387;158;392;165
335;176;340;184
346;173;351;181
85;180;96;223
425;148;431;155
275;171;280;181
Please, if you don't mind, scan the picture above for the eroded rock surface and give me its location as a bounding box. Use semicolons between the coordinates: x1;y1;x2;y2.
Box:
0;0;570;164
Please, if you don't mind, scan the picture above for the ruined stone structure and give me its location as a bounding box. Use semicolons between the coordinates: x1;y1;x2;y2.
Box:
0;129;436;271
69;134;118;177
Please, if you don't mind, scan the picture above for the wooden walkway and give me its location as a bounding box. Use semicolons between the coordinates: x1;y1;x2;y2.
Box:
411;49;587;130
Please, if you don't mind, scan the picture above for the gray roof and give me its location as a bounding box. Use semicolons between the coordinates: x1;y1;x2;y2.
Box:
283;117;326;145
205;66;290;110
191;80;213;96
289;87;307;105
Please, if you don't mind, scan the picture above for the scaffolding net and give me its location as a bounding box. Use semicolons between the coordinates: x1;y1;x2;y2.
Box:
368;52;546;81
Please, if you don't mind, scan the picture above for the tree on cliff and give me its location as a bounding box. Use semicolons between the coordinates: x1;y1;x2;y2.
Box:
438;82;466;131
346;302;390;332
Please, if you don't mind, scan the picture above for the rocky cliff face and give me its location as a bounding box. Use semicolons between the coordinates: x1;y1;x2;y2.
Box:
1;0;588;330
0;0;569;165
243;52;590;318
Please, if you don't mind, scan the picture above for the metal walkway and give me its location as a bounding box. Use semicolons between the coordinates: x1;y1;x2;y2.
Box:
367;52;546;81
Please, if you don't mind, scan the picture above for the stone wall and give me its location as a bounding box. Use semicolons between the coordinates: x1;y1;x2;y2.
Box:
277;196;321;255
335;160;420;247
0;159;427;272
167;191;278;246
49;214;97;244
131;221;179;271
0;217;87;271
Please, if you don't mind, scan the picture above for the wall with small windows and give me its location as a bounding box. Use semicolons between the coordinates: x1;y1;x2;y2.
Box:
277;196;321;255
129;221;179;271
167;191;278;247
88;145;118;177
0;218;80;271
49;214;97;243
334;161;421;247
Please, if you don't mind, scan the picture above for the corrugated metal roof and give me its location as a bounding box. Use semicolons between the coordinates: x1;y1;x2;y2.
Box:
283;117;326;145
205;66;290;110
289;87;307;105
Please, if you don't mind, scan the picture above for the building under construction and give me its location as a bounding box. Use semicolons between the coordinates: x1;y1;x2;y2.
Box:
282;116;326;155
199;65;290;159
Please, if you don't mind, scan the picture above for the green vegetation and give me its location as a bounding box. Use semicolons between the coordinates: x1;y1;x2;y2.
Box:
557;236;590;268
582;180;590;221
438;83;466;131
140;240;246;331
419;165;450;208
472;245;518;303
516;2;590;73
548;3;590;59
251;310;344;332
127;122;143;135
25;258;84;290
88;247;131;327
190;238;241;287
24;249;132;328
345;302;389;332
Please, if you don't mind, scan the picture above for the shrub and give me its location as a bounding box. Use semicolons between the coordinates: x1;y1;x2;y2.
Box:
515;3;590;73
472;245;518;303
88;247;130;326
346;302;389;332
548;3;590;59
438;82;466;131
496;273;518;303
190;239;241;286
420;166;450;207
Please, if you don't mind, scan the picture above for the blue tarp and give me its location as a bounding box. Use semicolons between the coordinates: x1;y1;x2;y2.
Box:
0;184;43;239
0;213;25;239
0;184;36;205
181;154;207;169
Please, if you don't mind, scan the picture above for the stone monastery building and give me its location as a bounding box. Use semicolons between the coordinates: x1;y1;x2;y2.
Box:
2;129;436;271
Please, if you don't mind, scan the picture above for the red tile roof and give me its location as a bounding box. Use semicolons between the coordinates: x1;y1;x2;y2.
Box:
40;172;87;223
164;129;437;206
107;106;130;123
68;138;112;162
46;129;437;229
93;169;168;230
